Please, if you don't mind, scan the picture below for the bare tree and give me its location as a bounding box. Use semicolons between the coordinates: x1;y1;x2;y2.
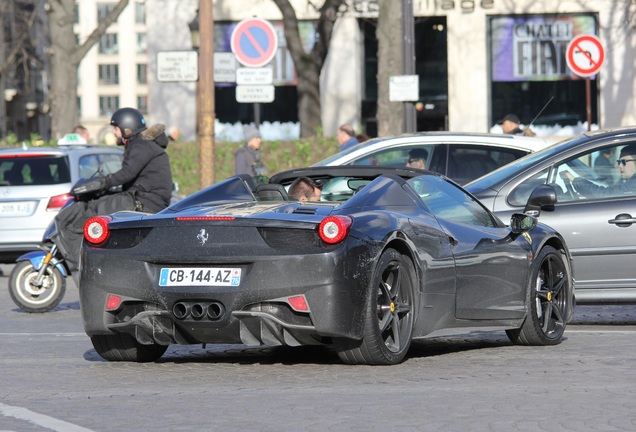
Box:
272;0;345;137
0;1;41;139
47;0;129;138
376;0;403;137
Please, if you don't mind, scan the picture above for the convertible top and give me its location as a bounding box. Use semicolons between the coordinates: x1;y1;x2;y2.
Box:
270;166;427;185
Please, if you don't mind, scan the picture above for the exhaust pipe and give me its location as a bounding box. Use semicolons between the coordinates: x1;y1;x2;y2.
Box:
207;302;225;320
172;301;225;320
191;303;207;320
172;302;191;320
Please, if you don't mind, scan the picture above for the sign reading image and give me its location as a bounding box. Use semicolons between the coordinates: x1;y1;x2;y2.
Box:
490;14;597;82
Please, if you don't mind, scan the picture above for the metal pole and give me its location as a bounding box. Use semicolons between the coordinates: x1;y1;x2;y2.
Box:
402;0;416;133
198;0;215;188
585;77;592;132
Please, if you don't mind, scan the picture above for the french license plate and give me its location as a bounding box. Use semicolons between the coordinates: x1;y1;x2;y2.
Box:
0;201;36;217
159;267;241;287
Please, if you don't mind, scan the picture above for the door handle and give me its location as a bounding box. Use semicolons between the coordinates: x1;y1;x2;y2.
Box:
608;213;636;227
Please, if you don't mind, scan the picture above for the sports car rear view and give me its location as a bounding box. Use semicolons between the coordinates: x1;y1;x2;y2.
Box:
79;166;574;365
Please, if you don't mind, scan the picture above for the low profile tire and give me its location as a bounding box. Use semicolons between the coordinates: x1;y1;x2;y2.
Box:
91;334;168;362
336;248;417;365
507;246;571;346
9;261;66;313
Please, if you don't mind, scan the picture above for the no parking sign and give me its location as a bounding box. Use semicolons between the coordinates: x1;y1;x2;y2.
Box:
230;18;278;68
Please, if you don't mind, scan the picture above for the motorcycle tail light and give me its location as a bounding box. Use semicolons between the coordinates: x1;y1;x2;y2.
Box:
84;216;112;245
47;193;72;211
318;216;352;245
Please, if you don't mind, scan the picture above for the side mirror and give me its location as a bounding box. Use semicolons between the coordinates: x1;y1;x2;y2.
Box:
510;212;537;234
523;184;557;216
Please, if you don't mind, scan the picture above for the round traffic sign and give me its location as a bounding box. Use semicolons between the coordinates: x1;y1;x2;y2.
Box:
230;18;278;68
566;34;605;77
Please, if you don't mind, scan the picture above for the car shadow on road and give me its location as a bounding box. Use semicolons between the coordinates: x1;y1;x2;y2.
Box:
82;333;516;365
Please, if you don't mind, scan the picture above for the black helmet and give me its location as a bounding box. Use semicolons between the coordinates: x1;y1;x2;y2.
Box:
110;108;147;139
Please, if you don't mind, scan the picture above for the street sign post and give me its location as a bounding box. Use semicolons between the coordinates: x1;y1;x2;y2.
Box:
231;18;278;120
236;67;273;85
230;18;278;68
566;35;606;131
236;85;275;103
156;51;198;82
214;52;237;83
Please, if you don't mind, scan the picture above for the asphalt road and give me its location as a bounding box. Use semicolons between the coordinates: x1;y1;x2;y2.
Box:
1;262;635;432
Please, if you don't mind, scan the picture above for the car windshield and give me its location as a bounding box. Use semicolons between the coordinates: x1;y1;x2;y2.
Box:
0;155;71;186
464;135;581;191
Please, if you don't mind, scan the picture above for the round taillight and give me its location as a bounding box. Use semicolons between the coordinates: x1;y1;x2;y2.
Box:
319;216;352;245
84;216;112;245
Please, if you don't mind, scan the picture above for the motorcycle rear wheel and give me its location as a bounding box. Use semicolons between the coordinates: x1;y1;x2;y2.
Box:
9;261;67;313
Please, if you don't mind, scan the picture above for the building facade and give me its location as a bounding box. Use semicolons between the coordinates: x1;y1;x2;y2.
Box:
75;0;636;141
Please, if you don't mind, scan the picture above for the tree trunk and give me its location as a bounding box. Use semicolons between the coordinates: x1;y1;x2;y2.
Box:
48;0;80;139
295;54;322;138
376;0;404;137
47;0;129;139
272;0;344;138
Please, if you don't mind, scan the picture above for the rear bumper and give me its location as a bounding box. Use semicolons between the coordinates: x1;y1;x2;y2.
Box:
80;241;373;346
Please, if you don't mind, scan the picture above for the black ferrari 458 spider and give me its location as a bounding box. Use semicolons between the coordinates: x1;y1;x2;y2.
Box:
79;166;574;365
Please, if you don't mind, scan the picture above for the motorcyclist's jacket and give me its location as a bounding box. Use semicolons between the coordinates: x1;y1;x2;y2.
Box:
105;124;172;212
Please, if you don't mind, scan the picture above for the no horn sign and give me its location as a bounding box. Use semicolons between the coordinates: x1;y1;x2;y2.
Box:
230;18;278;68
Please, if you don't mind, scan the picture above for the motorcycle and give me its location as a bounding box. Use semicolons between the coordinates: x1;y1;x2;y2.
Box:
9;176;108;313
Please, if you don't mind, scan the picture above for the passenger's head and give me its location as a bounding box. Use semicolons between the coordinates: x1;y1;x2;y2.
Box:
289;176;322;201
406;148;428;169
617;144;636;180
110;108;146;144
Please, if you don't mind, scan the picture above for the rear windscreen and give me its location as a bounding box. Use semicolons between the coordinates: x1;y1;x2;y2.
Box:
0;155;71;186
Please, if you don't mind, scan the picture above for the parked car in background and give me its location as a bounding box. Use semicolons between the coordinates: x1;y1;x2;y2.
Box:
465;127;636;305
0;138;123;262
313;132;555;185
79;166;573;364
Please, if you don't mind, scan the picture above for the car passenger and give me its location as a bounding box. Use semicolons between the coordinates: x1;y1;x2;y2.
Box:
288;176;322;201
406;148;428;169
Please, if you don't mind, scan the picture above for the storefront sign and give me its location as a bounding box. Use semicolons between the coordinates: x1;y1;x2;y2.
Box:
490;14;597;82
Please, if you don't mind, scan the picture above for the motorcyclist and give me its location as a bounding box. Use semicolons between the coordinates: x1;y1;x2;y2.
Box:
55;108;173;271
103;107;173;212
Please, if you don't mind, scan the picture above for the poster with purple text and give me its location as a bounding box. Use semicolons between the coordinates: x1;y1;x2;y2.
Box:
490;14;597;82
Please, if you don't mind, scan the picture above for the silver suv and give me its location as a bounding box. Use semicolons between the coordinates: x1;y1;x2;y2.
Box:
0;141;123;262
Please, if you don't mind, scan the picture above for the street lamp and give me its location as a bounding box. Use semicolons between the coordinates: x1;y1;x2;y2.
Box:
188;2;215;188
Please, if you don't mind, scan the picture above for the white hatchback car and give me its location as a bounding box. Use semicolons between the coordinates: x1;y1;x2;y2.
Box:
314;132;555;185
0;140;123;262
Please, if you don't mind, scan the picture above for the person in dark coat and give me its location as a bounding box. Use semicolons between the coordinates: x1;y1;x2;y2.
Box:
499;113;535;136
235;125;267;176
104;111;173;212
55;107;172;272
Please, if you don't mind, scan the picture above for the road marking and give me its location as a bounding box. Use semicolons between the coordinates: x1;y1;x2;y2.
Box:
566;329;636;334
0;402;95;432
0;333;86;336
